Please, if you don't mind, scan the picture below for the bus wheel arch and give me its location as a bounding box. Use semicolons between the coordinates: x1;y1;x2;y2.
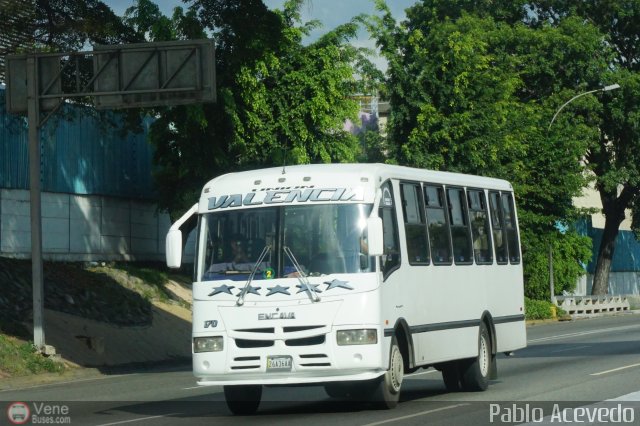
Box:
390;319;415;373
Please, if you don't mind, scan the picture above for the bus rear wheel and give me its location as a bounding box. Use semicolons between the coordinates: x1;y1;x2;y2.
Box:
460;322;491;391
441;361;463;392
223;385;262;415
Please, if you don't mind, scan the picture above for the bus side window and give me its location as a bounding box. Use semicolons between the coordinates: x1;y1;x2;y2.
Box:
489;191;508;264
400;182;430;265
468;189;493;265
380;181;401;277
424;185;452;265
501;193;521;264
447;187;473;264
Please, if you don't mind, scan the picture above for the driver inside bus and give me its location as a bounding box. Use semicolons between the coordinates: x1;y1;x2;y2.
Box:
229;238;249;263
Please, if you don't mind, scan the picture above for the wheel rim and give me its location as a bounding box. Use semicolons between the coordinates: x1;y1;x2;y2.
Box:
388;345;404;393
479;333;489;377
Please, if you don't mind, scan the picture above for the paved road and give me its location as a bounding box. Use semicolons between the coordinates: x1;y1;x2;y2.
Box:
2;314;640;425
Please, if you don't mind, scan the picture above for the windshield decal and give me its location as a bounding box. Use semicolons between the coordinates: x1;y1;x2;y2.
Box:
262;268;275;279
208;187;365;210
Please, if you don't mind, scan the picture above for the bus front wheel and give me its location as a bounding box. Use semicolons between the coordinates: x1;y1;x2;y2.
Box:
372;336;404;409
224;385;262;415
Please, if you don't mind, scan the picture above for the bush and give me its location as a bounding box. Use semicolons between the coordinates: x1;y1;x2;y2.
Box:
522;228;592;300
524;297;556;320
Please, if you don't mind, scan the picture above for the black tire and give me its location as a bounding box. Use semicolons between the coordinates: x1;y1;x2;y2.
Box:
324;383;350;399
372;336;404;409
460;322;491;391
223;385;262;415
441;361;462;392
325;381;372;400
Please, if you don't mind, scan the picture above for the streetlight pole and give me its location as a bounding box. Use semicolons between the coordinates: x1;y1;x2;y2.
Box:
549;84;620;131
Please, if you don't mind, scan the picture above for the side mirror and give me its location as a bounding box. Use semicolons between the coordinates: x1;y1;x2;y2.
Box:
165;203;198;269
366;217;384;256
166;229;183;269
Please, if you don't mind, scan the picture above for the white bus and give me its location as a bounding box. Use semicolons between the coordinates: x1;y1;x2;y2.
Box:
166;163;526;414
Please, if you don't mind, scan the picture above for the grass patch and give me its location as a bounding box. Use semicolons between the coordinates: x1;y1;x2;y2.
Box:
87;262;191;308
0;334;64;376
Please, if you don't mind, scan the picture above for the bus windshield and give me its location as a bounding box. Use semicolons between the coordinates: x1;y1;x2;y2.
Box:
198;204;374;281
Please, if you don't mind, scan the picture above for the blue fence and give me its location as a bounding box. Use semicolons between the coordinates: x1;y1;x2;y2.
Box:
578;217;640;273
0;88;155;199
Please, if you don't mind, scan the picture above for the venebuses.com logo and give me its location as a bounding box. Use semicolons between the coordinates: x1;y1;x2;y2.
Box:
6;402;30;425
6;401;71;424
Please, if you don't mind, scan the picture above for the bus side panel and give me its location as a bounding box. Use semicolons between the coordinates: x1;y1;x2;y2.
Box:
496;321;527;352
415;327;479;365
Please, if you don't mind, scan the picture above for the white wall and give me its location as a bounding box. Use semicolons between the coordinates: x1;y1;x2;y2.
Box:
575;273;640;296
0;189;194;262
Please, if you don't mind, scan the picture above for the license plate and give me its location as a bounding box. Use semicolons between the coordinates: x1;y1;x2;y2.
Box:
266;355;292;372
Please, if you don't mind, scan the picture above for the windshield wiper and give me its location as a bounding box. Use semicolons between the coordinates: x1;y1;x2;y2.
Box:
236;245;271;306
283;246;320;303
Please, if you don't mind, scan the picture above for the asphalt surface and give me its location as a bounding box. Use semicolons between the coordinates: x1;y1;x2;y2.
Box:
1;313;640;425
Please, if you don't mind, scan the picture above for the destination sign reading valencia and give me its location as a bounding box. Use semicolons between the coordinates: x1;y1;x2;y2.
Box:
207;187;365;210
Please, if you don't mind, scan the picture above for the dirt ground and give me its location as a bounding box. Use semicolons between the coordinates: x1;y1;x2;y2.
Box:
0;259;194;386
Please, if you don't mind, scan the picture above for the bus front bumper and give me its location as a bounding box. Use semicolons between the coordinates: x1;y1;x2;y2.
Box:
196;370;385;387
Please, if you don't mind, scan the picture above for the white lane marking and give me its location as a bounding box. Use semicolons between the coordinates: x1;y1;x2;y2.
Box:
548;345;590;354
182;386;202;390
359;403;468;426
590;362;640;376
608;390;640;401
528;324;640;343
95;413;180;426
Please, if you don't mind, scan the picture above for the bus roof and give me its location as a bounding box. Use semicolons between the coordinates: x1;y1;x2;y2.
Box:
201;163;513;197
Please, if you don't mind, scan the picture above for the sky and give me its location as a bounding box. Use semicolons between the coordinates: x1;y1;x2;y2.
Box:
104;0;417;70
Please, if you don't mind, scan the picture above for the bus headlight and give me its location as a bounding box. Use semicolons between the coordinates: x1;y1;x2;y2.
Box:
336;329;377;346
194;336;224;353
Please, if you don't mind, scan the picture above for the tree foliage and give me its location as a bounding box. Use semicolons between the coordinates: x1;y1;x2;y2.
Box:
365;0;604;296
524;1;640;295
0;0;137;80
124;0;376;219
1;0;136;52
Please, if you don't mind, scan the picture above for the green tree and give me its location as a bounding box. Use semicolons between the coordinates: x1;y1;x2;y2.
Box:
365;0;599;296
526;1;640;295
0;0;136;79
124;0;374;219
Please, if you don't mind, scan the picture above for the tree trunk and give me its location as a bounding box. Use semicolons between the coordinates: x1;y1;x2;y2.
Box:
591;212;624;295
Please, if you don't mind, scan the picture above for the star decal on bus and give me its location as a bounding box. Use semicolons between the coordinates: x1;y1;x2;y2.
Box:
266;285;290;296
323;279;353;291
238;285;261;296
296;283;322;294
208;284;235;296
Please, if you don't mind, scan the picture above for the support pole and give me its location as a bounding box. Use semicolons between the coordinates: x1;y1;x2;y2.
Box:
549;244;556;305
27;55;45;349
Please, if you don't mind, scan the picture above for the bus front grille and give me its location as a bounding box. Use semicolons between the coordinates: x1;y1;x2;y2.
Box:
285;335;325;346
234;339;274;348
